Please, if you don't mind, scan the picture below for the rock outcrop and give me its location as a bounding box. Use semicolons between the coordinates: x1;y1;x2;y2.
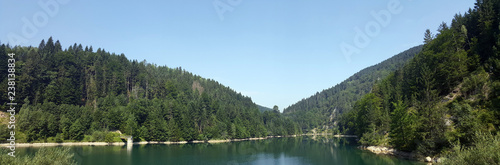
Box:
359;146;444;164
359;146;416;160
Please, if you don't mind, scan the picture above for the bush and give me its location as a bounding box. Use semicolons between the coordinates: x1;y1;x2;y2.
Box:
13;131;28;143
113;136;123;142
197;134;206;141
359;131;386;146
91;131;106;142
0;124;9;143
47;137;56;143
55;133;64;143
359;124;387;146
461;69;490;99
0;147;76;165
105;132;116;143
442;132;500;165
103;132;123;143
82;135;93;142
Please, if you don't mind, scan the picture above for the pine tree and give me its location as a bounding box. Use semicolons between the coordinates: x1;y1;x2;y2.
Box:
424;29;434;44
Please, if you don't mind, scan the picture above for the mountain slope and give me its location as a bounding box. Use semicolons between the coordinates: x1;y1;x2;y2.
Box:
0;39;301;143
339;0;500;159
283;45;422;131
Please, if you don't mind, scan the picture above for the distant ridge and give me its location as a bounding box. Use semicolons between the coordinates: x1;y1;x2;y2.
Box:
284;45;423;130
257;104;274;113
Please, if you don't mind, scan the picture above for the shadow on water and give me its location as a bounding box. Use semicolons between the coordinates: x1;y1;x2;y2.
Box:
16;136;423;165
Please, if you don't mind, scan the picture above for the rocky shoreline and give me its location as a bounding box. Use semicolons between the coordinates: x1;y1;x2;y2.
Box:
359;146;443;164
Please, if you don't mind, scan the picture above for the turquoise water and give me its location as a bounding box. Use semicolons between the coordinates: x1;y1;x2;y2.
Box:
18;136;422;165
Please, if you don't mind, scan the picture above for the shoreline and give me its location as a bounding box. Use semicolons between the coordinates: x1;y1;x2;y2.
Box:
359;146;441;164
0;134;352;148
0;135;297;148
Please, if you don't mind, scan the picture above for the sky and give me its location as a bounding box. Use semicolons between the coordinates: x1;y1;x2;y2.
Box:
1;0;476;111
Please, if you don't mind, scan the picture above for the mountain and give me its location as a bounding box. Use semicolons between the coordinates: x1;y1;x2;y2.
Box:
257;104;274;113
339;0;500;161
0;39;301;143
283;45;423;131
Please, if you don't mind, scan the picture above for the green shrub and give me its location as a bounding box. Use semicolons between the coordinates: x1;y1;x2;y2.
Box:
197;134;207;141
104;132;116;143
442;132;500;165
47;137;56;143
82;135;93;142
359;124;387;146
91;131;106;142
15;132;28;143
0;147;76;165
461;69;489;99
55;133;64;143
359;131;386;146
0;124;9;143
113;136;123;142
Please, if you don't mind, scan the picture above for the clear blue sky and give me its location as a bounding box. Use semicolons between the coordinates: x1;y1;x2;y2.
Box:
1;0;476;111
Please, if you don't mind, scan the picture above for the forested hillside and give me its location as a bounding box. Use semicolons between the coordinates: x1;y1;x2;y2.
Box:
0;39;300;143
339;0;500;161
283;45;422;131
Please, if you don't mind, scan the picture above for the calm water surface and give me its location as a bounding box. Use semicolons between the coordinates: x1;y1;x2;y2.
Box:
18;136;422;165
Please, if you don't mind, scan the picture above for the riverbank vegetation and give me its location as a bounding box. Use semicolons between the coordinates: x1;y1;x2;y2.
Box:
442;132;500;165
337;0;500;162
0;147;76;165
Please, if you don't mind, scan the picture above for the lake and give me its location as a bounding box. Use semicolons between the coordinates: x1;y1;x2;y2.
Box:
17;136;422;165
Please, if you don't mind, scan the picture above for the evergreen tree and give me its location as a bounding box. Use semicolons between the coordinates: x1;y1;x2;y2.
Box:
69;119;84;141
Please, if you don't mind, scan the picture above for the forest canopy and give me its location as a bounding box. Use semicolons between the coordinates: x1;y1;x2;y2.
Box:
0;38;300;143
337;0;500;158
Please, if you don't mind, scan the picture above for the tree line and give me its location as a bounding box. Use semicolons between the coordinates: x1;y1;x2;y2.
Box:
0;38;300;143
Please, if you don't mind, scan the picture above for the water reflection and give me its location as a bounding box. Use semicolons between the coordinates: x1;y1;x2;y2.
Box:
16;136;422;165
127;142;133;155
